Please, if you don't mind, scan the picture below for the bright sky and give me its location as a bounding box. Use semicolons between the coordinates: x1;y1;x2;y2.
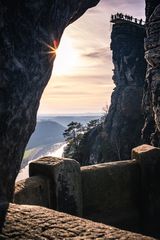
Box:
38;0;145;115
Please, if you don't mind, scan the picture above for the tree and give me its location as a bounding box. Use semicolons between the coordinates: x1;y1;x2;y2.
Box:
63;119;103;163
63;122;83;161
86;119;100;130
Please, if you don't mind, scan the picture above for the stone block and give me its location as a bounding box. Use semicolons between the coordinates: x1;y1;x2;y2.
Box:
81;160;141;231
29;157;82;217
132;144;160;162
14;176;50;208
132;144;160;234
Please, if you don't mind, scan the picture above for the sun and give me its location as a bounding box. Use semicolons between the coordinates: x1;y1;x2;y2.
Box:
53;36;79;76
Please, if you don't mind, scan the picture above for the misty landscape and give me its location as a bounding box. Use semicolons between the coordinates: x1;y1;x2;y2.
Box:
18;114;100;180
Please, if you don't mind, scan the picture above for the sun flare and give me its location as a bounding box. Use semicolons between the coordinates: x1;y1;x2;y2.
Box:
53;36;79;76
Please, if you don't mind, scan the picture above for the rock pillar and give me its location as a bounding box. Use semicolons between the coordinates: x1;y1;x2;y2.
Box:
29;157;82;217
78;20;146;164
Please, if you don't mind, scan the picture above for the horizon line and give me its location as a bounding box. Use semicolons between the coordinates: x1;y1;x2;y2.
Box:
38;112;103;116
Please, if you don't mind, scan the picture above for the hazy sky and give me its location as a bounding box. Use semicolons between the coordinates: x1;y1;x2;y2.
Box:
38;0;145;115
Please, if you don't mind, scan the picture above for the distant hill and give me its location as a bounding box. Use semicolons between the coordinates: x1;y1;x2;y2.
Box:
38;115;101;127
26;121;65;149
21;117;101;169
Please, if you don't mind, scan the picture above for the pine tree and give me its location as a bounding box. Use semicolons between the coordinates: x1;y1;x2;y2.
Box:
63;122;83;161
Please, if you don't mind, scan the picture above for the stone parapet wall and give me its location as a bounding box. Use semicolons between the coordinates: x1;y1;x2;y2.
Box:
14;144;160;238
81;160;141;231
14;176;50;208
132;144;160;236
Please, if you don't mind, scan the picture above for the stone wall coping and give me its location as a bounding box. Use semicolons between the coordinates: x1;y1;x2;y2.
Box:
30;156;78;166
132;144;160;163
81;159;137;171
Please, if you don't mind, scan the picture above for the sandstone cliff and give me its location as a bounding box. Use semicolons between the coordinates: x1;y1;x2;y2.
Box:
145;0;159;22
78;0;160;164
104;21;146;160
78;21;146;164
0;0;100;229
142;1;160;146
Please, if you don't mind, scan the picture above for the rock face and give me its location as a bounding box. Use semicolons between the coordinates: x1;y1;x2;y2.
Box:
0;0;100;214
0;204;155;239
145;0;159;22
79;21;146;164
142;1;160;146
104;22;146;160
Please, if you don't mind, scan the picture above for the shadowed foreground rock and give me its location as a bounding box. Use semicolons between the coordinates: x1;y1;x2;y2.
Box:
0;204;156;240
0;0;99;211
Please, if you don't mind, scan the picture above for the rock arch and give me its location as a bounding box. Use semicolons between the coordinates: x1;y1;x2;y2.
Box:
0;0;99;212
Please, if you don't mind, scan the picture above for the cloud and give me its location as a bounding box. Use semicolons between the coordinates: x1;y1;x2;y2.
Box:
100;0;145;19
83;47;108;58
52;74;113;84
86;7;102;14
101;0;143;7
47;91;93;97
81;47;112;67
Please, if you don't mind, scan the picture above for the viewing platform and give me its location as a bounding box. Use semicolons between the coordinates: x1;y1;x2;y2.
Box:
110;13;145;27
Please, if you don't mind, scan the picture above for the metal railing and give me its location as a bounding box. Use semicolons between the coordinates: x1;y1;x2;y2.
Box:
111;13;145;25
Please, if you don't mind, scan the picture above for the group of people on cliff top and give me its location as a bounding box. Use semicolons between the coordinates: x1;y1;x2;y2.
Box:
111;13;143;25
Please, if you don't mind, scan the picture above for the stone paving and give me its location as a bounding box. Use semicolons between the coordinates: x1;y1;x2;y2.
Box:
0;204;156;240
